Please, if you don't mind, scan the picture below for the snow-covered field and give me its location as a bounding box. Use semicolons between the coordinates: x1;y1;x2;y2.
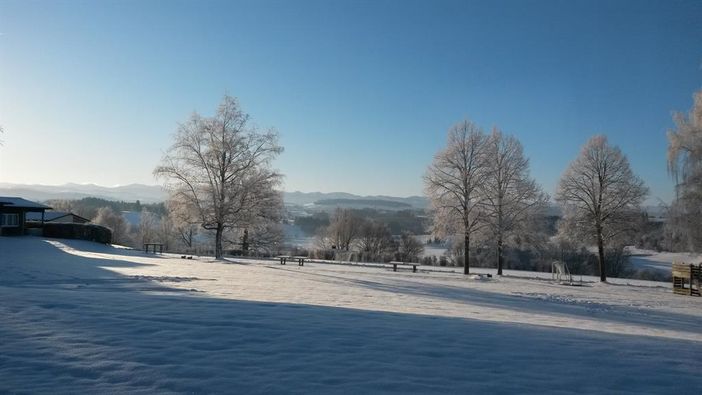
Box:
627;246;701;274
1;237;701;393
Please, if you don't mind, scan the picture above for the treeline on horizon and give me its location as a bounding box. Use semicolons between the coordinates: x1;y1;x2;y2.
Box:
313;198;414;210
294;209;427;236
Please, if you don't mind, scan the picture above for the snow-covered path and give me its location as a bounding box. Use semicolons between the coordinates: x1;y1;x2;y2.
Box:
1;237;701;393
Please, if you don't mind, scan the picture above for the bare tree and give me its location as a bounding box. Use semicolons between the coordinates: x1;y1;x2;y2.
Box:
357;220;394;257
243;222;284;256
666;89;702;252
155;95;283;259
482;129;548;275
156;213;177;252
224;191;284;255
556;135;648;281
425;120;489;274
137;209;159;246
165;197;199;251
93;206;129;245
323;208;364;251
397;232;424;263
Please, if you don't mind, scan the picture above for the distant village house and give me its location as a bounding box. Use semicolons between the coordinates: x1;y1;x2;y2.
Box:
26;211;90;224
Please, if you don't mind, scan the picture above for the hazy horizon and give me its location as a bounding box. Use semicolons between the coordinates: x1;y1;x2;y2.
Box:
0;180;428;199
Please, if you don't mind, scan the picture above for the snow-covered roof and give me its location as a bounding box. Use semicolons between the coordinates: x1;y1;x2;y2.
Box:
0;197;51;210
26;211;88;222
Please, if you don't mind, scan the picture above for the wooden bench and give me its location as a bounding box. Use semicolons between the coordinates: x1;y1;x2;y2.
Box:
672;262;701;296
292;256;307;266
277;255;306;266
144;243;164;254
390;261;419;273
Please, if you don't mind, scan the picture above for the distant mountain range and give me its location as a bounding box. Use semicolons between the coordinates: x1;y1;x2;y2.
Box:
0;182;429;209
0;183;168;203
313;198;414;211
0;182;667;218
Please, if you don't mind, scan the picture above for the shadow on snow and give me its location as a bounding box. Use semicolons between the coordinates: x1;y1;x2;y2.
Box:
1;238;700;394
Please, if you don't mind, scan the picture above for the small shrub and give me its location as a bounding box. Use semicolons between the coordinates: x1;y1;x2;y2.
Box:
439;255;448;266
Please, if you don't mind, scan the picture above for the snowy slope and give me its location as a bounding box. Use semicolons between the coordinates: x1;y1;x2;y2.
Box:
1;237;701;394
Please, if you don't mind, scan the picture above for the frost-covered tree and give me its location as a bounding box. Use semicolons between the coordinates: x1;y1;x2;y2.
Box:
243;222;284;255
225;191;284;255
156;213;177;252
482;129;548;275
137;209;159;246
667;89;702;252
425;120;489;274
323;208;364;251
556;135;648;282
155;95;283;259
93;206;129;245
165;197;199;251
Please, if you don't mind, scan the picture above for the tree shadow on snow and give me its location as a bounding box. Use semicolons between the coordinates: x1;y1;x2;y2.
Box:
281;269;702;336
45;237;174;260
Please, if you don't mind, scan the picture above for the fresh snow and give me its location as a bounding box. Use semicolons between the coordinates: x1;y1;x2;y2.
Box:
1;237;701;393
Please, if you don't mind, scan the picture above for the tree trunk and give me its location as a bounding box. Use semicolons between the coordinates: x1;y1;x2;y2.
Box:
242;228;249;256
497;197;504;276
596;226;606;282
464;232;470;275
497;236;504;276
215;223;224;259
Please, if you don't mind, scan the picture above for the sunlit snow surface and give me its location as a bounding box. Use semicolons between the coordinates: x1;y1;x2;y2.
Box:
1;237;701;393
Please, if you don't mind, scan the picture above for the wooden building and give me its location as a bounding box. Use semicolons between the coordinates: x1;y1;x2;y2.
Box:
0;197;51;236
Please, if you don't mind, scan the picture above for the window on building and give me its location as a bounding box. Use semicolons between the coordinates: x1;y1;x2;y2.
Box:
0;213;19;227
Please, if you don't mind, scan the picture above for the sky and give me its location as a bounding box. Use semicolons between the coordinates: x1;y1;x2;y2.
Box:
0;0;701;203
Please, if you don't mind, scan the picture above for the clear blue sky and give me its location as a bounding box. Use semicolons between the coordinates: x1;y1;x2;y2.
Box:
1;0;701;203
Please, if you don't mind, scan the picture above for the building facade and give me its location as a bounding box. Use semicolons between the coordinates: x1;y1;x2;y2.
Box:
0;197;51;236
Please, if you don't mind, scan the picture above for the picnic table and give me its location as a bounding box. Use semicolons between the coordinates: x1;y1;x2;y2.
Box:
389;261;419;273
277;255;307;266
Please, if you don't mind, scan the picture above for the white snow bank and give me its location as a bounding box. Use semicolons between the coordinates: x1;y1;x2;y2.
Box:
1;237;701;394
